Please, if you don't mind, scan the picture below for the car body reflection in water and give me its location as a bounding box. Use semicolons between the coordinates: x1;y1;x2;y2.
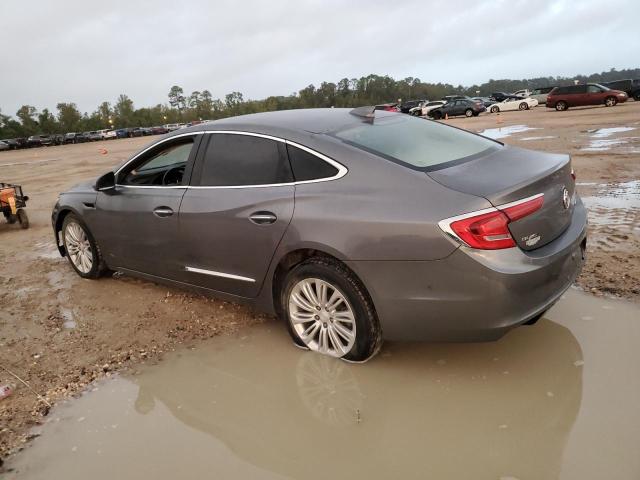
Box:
129;317;582;479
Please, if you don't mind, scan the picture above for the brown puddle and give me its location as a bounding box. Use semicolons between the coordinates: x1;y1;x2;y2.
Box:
5;289;640;480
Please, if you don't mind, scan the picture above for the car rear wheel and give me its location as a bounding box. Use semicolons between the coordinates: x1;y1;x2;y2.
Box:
431;111;442;120
490;106;499;113
464;109;473;117
604;96;617;107
62;214;107;279
281;257;382;362
519;102;528;110
555;101;568;111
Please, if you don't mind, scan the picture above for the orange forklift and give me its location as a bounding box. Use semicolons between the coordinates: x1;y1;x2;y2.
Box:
0;182;29;229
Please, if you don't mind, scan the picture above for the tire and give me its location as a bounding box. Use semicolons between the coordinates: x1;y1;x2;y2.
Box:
555;101;568;111
634;91;640;101
519;102;528;110
17;209;29;229
4;211;17;224
280;257;382;362
432;111;442;120
490;106;499;113
61;213;107;279
464;109;473;117
604;96;617;107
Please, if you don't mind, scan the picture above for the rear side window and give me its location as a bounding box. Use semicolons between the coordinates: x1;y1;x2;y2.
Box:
199;134;292;186
286;144;338;181
332;115;498;171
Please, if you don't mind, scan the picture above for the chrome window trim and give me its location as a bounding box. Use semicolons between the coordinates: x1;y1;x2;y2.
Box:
438;193;544;247
114;130;348;189
184;266;255;283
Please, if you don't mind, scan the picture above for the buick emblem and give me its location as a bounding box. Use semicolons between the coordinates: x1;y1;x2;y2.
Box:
562;187;570;209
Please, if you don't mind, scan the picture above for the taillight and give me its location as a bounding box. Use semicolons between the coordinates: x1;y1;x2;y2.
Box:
439;194;544;250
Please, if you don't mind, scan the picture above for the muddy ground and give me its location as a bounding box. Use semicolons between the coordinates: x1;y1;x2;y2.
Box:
1;102;639;461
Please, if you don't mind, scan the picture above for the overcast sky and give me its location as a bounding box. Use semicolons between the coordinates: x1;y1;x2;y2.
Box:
1;0;638;116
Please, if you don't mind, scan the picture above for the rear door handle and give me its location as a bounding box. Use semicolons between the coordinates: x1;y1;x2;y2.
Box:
153;207;174;218
249;212;277;225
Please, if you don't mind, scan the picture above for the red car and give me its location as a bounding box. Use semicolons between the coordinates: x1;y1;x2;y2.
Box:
546;83;628;111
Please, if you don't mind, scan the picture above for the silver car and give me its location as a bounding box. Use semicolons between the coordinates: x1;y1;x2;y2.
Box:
52;108;587;361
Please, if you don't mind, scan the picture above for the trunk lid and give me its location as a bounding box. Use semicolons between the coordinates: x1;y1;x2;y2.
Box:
428;145;575;251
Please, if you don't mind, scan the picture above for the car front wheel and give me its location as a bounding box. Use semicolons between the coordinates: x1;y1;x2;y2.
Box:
555;101;568;111
519;102;528;110
604;96;617;107
282;257;381;362
62;214;106;279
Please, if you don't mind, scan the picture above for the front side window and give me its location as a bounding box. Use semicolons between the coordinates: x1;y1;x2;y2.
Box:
120;137;194;186
332;114;499;171
199;134;292;186
587;85;602;93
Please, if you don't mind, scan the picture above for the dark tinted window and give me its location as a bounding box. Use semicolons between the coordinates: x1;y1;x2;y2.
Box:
286;144;338;181
199;134;292;186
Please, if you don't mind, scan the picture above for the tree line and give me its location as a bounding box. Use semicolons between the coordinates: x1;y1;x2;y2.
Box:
1;67;638;139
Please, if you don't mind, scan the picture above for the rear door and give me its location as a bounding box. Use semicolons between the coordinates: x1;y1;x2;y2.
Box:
177;132;295;297
570;85;588;106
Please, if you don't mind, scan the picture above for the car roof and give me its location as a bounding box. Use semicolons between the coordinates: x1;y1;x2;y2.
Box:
171;108;399;139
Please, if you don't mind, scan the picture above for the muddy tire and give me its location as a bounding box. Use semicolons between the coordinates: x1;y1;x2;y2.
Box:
62;213;107;279
604;96;617;107
3;211;17;224
17;209;29;229
555;101;568;111
281;257;382;362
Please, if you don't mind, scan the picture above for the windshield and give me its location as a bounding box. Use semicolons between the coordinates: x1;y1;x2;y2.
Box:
594;83;610;91
331;115;499;171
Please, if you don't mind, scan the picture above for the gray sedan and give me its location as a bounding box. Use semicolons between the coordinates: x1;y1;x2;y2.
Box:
52;108;587;361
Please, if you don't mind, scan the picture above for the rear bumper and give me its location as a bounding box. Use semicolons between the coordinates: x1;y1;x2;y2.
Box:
348;197;587;342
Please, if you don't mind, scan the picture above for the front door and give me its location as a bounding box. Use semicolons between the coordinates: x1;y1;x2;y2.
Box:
177;132;295;298
94;134;201;278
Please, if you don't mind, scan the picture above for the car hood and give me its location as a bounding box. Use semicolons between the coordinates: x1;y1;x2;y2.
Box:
64;179;96;195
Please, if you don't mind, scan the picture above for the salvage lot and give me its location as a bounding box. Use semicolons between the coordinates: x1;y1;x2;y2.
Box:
1;103;640;469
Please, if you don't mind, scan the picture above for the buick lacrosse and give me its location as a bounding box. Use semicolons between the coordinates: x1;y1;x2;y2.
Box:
52;108;587;361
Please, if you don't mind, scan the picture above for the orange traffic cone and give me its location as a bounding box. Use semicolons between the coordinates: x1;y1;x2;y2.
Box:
98;148;108;155
496;113;503;124
445;113;448;120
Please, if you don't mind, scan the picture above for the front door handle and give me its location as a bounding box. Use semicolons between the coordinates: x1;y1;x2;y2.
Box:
153;206;174;218
249;211;277;225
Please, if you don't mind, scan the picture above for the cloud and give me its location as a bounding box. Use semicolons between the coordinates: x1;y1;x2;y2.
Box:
1;0;638;116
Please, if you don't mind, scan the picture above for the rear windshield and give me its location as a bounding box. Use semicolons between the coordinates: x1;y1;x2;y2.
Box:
331;115;499;171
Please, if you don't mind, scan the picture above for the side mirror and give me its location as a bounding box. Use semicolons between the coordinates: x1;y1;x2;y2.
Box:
95;171;116;193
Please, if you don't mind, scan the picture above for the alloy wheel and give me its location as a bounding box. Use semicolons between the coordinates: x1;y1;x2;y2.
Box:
288;278;356;357
65;222;93;274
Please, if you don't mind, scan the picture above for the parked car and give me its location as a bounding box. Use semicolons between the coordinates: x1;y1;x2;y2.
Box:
141;127;154;136
130;127;144;137
115;128;131;138
399;99;427;114
27;135;53;147
51;108;586;361
0;141;9;151
151;125;169;135
471;97;495;108
546;83;628;111
490;92;512;102
0;138;22;150
529;87;556;105
601;79;640;101
87;131;102;141
64;132;88;144
374;103;399;112
409;101;446;117
97;129;117;140
487;97;538;113
164;123;181;132
512;89;531;98
428;99;486;119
